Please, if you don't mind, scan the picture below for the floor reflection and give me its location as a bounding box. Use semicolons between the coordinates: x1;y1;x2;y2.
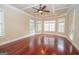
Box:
70;46;72;54
1;34;78;55
27;35;79;55
29;38;34;48
48;37;55;48
43;37;49;46
37;37;41;46
57;38;64;51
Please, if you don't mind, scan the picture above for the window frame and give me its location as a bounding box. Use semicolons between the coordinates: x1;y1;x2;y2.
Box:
44;20;56;32
0;9;5;37
29;19;35;34
57;18;65;33
35;21;42;32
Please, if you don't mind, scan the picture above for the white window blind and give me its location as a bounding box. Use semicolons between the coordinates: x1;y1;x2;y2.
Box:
35;21;42;32
58;18;65;33
44;20;56;32
0;11;4;36
29;19;35;34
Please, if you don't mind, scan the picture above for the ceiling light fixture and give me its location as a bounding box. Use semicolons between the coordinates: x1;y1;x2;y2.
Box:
39;10;43;14
33;4;50;15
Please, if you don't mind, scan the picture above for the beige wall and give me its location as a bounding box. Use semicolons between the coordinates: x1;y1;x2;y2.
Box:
0;5;29;43
74;5;79;46
67;5;79;47
67;7;74;37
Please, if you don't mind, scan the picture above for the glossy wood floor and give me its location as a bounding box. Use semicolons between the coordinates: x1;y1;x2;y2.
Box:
0;34;79;55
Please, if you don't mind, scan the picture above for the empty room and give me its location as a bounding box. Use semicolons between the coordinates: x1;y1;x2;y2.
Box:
0;4;79;55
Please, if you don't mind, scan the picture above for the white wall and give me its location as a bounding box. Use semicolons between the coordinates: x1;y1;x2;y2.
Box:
67;5;79;48
0;5;29;43
74;5;79;46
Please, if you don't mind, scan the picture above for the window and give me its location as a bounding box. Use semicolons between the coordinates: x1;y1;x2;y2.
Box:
29;19;35;34
58;18;65;33
29;20;42;34
44;20;56;32
50;21;55;31
0;11;4;36
44;21;50;31
35;21;42;32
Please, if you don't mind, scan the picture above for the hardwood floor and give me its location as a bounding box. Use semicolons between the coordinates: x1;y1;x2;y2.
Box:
0;34;79;55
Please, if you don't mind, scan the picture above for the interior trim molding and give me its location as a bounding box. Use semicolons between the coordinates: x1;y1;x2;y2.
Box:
44;33;79;51
4;4;27;15
40;33;79;51
66;37;79;51
0;33;35;46
22;5;37;10
3;5;67;20
0;33;79;51
4;4;42;19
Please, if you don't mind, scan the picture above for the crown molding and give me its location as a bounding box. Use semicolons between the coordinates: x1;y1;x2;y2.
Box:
3;4;68;20
55;7;69;11
3;4;41;19
23;4;69;11
22;5;37;10
4;4;27;15
40;13;67;20
66;5;75;15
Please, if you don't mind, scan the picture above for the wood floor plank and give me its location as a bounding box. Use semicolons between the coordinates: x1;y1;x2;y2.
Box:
0;34;79;55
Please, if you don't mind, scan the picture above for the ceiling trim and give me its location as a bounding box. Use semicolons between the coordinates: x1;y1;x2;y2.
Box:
66;5;75;15
22;5;37;10
41;13;67;20
54;7;69;11
4;4;27;15
4;4;69;20
23;4;70;11
4;4;41;19
52;4;55;14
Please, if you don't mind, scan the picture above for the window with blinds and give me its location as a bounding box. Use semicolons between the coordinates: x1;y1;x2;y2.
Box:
0;11;4;36
44;20;56;32
29;19;35;34
57;18;65;33
35;21;42;32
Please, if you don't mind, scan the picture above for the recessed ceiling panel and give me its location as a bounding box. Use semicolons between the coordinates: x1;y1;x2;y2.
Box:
10;4;71;19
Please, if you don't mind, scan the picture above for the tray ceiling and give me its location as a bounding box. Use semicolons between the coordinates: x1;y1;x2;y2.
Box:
10;4;71;19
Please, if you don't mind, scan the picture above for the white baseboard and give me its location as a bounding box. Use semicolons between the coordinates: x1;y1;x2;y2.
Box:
0;33;35;46
66;36;79;51
43;33;67;37
0;33;79;51
43;33;79;51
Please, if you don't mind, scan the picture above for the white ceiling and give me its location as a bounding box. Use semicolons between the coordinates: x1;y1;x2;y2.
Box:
10;4;71;19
